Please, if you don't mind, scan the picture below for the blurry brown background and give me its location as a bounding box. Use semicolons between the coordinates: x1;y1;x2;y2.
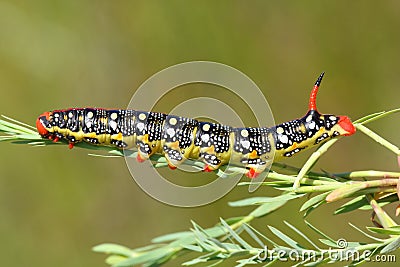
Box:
1;1;400;266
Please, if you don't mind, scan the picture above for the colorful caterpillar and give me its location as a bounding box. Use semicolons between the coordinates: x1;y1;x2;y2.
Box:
36;73;356;178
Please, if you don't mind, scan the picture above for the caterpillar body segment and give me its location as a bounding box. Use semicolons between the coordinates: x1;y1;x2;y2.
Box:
162;115;200;169
231;127;274;177
36;74;356;178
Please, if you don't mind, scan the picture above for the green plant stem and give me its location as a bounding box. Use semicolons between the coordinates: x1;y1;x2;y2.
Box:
355;108;400;125
326;179;399;202
366;194;397;229
293;138;339;190
356;124;400;156
334;171;400;179
229;215;254;230
268;172;336;185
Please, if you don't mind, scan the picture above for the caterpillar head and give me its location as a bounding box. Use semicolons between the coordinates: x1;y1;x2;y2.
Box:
308;72;356;137
336;115;356;136
36;112;51;137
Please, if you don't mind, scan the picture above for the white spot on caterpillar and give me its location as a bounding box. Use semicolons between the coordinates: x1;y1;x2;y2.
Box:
139;113;146;120
241;140;250;149
306;115;312;122
279;135;288;144
166;128;175;137
109;120;117;130
202;124;210;131
87;111;94;119
169;117;177;125
241;129;249;137
68;112;74;118
110;112;118;120
201;134;209;142
276;127;284;134
137;122;145;132
329;115;336;121
308;121;316;129
54;113;60;117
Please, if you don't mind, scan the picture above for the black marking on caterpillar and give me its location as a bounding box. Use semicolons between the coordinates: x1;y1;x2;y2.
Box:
36;73;356;178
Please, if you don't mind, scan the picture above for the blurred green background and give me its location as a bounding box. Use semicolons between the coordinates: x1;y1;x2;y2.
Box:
1;1;400;266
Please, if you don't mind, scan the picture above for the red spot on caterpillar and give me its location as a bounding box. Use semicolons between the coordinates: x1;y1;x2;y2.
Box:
168;163;177;170
338;116;356;136
53;136;59;142
136;153;146;163
36;112;51;136
203;165;214;172
68;143;74;149
246;168;260;179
